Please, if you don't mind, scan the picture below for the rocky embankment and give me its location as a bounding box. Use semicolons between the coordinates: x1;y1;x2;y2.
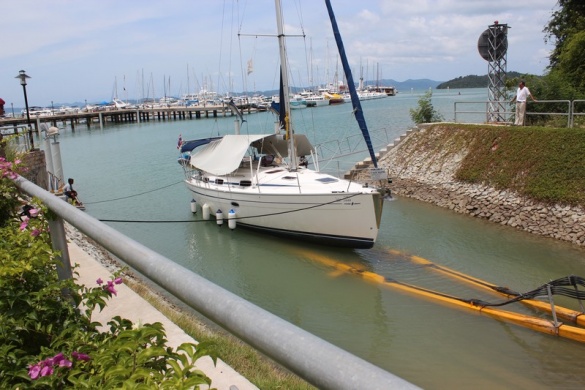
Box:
366;124;585;247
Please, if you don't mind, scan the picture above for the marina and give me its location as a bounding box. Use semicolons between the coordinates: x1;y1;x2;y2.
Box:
36;89;585;388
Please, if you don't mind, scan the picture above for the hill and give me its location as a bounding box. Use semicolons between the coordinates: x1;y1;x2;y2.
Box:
436;72;526;89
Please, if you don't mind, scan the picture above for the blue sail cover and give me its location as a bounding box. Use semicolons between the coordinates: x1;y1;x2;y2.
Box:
324;0;378;168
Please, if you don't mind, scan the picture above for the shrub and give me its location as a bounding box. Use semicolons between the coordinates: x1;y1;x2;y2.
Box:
410;90;444;124
0;155;217;389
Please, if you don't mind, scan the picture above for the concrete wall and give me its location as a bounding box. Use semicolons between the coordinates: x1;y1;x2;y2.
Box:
372;124;585;247
22;150;48;191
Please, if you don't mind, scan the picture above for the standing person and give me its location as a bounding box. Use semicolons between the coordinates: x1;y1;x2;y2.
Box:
511;81;537;126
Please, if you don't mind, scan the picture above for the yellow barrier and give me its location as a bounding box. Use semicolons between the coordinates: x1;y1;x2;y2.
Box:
292;248;585;344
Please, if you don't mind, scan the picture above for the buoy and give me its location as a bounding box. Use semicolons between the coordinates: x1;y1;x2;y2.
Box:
190;199;197;213
202;204;210;220
216;209;224;226
228;209;236;230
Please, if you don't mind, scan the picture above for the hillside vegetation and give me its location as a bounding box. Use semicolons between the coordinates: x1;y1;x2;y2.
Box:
436;71;526;89
435;124;585;206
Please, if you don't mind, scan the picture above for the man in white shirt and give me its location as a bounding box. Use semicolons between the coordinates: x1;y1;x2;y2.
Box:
511;81;537;126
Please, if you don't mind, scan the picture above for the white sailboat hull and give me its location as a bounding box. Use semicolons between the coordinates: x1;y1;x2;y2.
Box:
184;167;382;248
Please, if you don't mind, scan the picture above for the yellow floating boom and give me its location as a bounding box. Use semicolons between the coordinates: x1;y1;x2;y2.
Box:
387;249;585;327
293;248;585;344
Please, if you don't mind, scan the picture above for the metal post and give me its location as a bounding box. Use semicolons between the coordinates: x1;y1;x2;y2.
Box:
47;215;72;280
51;137;64;189
16;70;35;150
546;284;560;328
43;129;54;184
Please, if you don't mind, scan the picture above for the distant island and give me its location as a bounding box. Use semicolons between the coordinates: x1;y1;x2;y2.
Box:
436;71;527;89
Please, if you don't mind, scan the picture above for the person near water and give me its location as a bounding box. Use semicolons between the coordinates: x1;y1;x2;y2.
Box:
510;81;537;126
63;178;82;206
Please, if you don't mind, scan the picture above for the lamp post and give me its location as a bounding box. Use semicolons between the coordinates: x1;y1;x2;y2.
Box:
15;70;35;150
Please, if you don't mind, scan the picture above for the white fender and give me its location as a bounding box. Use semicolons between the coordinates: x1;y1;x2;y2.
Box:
202;204;210;220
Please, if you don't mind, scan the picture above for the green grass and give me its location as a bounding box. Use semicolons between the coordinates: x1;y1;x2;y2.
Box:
426;124;585;206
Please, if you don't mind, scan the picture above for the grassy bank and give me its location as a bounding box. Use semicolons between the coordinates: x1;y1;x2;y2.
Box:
429;124;585;207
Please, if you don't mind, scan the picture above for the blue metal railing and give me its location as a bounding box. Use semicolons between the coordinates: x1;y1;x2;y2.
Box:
14;176;418;390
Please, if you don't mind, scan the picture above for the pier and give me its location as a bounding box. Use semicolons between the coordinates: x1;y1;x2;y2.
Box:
0;104;256;133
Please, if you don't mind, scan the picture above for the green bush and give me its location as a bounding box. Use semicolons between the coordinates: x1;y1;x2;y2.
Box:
0;156;217;389
410;90;444;124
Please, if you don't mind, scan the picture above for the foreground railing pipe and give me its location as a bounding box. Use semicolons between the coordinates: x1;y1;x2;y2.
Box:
15;176;418;390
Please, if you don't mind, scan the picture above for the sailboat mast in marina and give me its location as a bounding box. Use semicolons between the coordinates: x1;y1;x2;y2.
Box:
177;0;388;248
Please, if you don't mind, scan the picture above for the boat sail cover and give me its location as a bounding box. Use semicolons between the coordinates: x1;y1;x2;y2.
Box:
189;134;314;176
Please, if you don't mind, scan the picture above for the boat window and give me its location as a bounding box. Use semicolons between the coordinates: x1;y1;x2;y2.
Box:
215;179;224;185
316;177;339;183
282;176;296;180
266;169;284;174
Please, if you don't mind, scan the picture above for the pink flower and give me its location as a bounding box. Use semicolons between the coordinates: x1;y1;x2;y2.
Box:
72;351;91;362
96;278;103;285
114;277;123;285
28;208;40;218
40;365;53;377
105;280;117;296
52;353;72;368
30;228;41;237
28;364;41;380
19;219;28;231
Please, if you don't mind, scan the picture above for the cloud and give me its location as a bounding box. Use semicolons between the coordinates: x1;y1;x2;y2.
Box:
0;0;557;106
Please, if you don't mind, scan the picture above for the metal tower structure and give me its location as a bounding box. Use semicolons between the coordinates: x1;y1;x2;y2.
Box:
478;22;509;123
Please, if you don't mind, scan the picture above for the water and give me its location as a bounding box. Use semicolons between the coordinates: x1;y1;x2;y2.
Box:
44;89;585;389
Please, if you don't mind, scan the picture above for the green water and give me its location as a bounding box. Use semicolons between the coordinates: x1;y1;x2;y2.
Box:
44;89;585;388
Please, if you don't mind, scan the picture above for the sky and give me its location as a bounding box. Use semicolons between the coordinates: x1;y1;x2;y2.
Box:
0;0;558;108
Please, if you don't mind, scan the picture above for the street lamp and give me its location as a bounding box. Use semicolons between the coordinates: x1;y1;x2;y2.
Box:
15;70;35;150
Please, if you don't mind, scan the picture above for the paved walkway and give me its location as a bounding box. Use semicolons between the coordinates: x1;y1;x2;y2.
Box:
70;242;258;390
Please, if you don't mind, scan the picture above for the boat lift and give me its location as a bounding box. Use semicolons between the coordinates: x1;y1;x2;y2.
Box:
293;248;585;344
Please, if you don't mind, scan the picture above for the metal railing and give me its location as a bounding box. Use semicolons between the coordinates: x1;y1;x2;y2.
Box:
0;124;32;153
454;99;578;127
571;100;585;128
14;176;418;390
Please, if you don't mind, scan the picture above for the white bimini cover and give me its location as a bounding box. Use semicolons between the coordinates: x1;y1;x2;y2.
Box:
189;134;315;176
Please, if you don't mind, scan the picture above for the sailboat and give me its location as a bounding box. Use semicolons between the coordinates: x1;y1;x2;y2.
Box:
178;0;387;248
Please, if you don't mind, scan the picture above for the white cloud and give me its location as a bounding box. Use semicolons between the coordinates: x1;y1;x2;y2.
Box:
0;0;557;106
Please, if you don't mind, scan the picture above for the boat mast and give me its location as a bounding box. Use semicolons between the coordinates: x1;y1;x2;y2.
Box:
324;0;378;168
274;0;298;170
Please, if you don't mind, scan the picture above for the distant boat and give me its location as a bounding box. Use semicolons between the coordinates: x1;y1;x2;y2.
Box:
299;90;328;107
321;90;345;105
22;106;53;117
177;0;386;248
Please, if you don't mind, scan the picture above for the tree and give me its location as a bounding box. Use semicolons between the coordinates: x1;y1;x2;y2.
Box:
410;91;444;124
543;0;585;72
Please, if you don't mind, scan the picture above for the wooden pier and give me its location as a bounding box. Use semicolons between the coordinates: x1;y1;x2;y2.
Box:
0;104;256;133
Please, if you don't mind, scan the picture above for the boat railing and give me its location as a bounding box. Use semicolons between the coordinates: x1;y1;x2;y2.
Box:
313;127;393;177
14;176;417;389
